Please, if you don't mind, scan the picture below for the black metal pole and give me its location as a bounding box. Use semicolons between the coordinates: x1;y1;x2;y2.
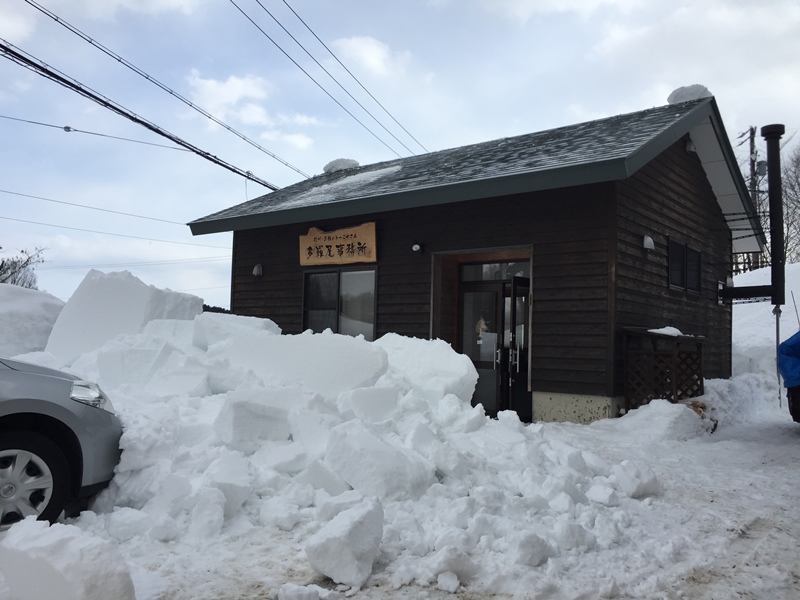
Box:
761;124;785;306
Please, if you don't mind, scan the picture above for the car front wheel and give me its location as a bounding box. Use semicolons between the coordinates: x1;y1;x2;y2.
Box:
0;431;72;530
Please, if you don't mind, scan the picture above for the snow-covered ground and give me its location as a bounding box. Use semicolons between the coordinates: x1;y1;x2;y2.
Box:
1;265;799;600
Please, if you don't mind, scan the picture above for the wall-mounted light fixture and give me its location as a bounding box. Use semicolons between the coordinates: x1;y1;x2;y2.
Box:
252;264;263;277
411;242;423;254
686;139;697;153
643;235;655;252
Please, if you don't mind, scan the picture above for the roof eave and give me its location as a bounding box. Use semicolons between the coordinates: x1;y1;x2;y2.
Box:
189;159;631;235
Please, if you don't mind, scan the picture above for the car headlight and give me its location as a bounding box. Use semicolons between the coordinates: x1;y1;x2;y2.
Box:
71;381;111;411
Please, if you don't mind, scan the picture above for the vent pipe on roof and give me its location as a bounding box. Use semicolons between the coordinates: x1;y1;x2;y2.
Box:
720;124;785;305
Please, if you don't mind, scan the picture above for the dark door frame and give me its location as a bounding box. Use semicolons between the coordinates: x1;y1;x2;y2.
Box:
430;246;533;420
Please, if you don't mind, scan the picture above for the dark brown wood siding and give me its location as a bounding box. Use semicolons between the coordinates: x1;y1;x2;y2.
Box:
231;184;615;397
614;136;733;387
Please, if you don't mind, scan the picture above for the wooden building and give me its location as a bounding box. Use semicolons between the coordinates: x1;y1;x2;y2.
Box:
189;97;764;423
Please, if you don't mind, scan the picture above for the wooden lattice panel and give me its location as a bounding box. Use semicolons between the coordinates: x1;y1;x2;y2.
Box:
623;328;705;411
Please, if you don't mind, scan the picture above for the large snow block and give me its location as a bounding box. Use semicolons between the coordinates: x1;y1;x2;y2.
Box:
192;311;281;351
209;330;389;398
0;518;135;600
289;410;341;460
0;283;64;357
214;386;308;450
304;497;384;588
325;420;436;500
46;270;202;365
373;333;477;403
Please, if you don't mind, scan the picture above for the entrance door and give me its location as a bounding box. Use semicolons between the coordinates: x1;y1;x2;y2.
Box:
459;272;531;421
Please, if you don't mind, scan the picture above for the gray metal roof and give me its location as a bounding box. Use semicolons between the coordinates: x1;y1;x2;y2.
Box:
189;97;764;253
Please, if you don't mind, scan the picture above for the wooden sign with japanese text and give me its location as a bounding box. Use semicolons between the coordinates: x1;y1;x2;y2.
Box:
299;222;377;266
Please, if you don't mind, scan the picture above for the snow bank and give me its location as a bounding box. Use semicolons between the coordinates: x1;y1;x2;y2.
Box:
731;263;800;378
0;283;63;357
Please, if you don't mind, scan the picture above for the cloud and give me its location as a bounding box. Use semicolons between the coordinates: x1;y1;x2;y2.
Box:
277;113;319;127
62;0;204;18
331;36;411;78
477;0;640;21
0;0;37;42
187;69;274;125
261;131;313;150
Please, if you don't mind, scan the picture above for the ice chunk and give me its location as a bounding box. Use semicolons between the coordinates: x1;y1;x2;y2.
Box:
611;460;661;499
325;420;436;500
0;518;135;600
210;330;388;397
214;386;308;449
252;441;307;474
192;311;280;351
304;497;384;588
204;452;253;517
336;386;399;422
373;333;477;403
511;532;552;567
107;507;151;541
289;410;341;460
586;484;620;507
427;545;477;584
295;460;352;497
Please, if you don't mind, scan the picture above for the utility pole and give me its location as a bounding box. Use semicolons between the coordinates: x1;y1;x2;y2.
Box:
749;126;761;271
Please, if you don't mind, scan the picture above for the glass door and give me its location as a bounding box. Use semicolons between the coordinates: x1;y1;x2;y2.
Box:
507;276;531;421
459;272;531;421
460;284;502;416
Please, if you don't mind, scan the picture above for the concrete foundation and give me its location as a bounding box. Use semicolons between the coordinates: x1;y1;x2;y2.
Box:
531;392;625;424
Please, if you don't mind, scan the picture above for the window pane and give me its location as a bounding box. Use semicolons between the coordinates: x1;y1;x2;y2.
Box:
462;291;498;363
461;262;530;282
686;248;701;293
304;272;338;333
305;309;337;333
306;272;338;309
668;241;686;288
339;270;375;341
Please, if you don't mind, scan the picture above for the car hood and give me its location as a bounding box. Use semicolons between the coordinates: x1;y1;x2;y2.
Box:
0;357;79;381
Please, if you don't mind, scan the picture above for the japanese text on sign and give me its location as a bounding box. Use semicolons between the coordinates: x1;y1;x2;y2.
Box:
299;222;376;266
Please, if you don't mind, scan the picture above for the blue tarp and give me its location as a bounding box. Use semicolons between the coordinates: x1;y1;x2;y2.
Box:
778;330;800;388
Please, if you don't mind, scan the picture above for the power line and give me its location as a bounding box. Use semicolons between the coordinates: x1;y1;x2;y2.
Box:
0;189;186;225
21;0;310;180
0;114;191;151
251;0;419;156
280;0;429;154
228;0;404;159
39;256;230;270
0;216;230;249
0;37;280;191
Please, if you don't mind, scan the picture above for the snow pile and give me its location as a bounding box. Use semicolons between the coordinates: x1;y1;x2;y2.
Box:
0;283;63;357
323;158;360;173
731;262;800;376
1;264;798;599
0;271;668;598
667;84;712;104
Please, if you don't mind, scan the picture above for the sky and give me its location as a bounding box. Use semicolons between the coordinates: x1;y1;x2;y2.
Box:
1;0;799;309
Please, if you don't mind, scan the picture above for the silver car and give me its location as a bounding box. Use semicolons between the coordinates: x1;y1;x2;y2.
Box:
0;357;122;530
